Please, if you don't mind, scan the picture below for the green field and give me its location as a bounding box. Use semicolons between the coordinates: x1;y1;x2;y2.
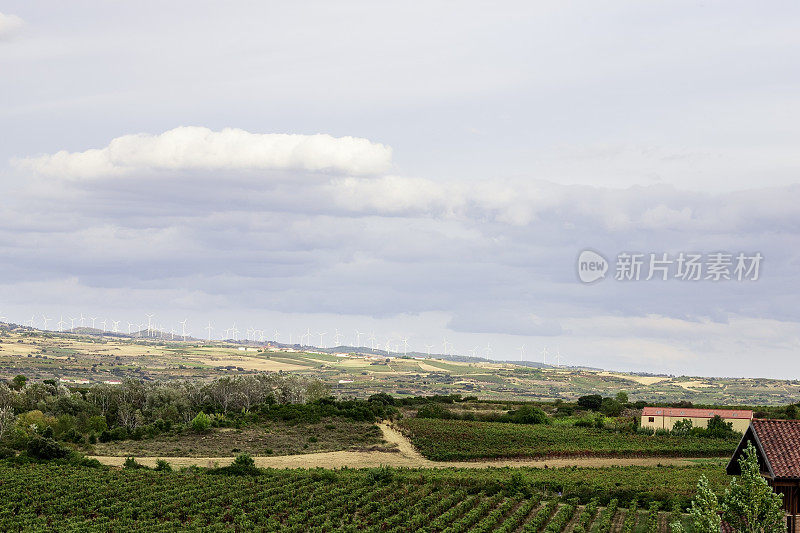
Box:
398;419;739;461
0;462;723;531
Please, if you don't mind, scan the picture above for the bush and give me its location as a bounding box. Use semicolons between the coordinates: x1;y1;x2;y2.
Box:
191;412;212;433
123;457;147;469
671;418;693;436
503;405;548;425
577;395;603;411
0;446;14;459
366;465;394;484
27;436;71;460
155;459;172;472
416;403;454;420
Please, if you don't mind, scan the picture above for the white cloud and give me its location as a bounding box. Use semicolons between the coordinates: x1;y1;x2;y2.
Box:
16;126;392;179
0;12;23;39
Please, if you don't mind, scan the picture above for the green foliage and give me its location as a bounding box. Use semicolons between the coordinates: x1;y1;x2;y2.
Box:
722;442;785;532
688;475;722;533
705;415;737;439
577;394;603;411
154;459;172;472
190;411;212;433
671;418;693;436
621;498;638;532
10;375;27;391
616;391;629;404
365;464;394;484
504;405;548;425
209;453;260;476
26;436;70;460
600;398;624;417
123;457;147;470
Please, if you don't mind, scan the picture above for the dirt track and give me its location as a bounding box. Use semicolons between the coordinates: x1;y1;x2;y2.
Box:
90;423;720;469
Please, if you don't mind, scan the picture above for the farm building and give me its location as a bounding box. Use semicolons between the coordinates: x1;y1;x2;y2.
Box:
640;406;753;433
727;419;800;531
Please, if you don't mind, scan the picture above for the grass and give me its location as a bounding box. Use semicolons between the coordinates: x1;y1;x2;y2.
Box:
398;418;738;461
89;419;386;457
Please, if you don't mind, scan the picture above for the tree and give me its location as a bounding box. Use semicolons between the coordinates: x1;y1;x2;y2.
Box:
722;442;785;532
671;418;693;436
686;475;722;533
0;406;14;441
706;415;736;438
616;391;629;404
191;411;212;432
10;375;27;391
600;398;623;417
577;394;603;411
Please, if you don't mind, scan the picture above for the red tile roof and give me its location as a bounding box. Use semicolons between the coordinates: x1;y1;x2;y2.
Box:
641;407;753;419
751;419;800;479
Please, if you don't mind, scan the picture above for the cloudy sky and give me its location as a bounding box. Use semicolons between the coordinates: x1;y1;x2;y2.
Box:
1;2;799;378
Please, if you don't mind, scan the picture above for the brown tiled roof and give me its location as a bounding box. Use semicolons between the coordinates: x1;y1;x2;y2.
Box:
751;419;800;479
642;407;753;419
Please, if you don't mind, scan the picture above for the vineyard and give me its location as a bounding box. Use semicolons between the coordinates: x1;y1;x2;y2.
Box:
0;461;725;531
397;419;738;461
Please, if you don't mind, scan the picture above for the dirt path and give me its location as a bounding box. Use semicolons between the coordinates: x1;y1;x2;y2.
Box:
89;422;722;469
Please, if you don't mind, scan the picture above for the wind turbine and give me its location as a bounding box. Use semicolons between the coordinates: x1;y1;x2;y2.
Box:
333;329;342;346
100;319;107;332
401;337;409;356
519;345;525;361
231;323;238;341
425;344;433;356
384;338;392;353
145;314;154;337
556;347;561;367
369;332;377;351
273;329;279;343
69;317;77;330
542;347;548;366
304;327;311;346
57;315;66;332
128;322;134;335
180;319;188;341
442;338;450;356
112;320;120;333
205;321;213;342
28;315;36;328
79;313;85;328
318;331;327;348
485;342;493;358
354;330;364;347
89;316;97;329
41;314;51;330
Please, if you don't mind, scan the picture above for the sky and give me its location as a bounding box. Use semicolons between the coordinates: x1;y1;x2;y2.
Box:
1;1;799;378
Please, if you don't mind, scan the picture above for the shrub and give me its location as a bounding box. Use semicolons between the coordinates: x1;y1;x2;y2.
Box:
27;436;70;460
577;394;603;411
416;403;453;419
155;459;172;472
671;418;693;436
366;465;394;484
504;405;548;425
0;446;14;459
123;457;147;470
191;412;212;433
